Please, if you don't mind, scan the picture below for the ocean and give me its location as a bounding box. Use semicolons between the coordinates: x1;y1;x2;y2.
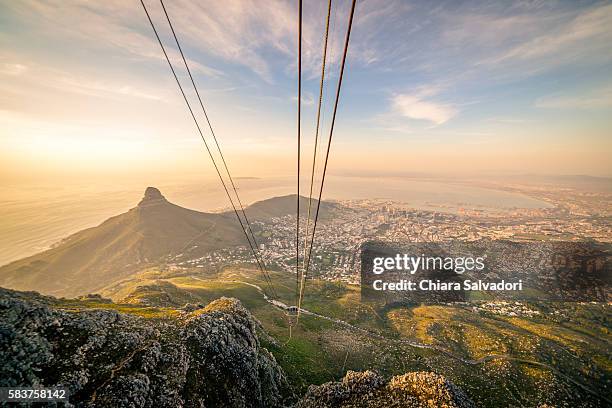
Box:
0;176;551;266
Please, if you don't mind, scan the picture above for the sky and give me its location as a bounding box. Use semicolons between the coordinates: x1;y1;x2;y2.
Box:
1;0;611;187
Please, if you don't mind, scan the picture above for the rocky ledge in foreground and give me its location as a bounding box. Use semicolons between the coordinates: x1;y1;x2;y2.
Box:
297;370;476;408
1;288;478;408
0;288;292;407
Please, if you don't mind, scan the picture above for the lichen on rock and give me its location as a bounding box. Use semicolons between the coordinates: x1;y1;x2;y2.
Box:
296;370;476;408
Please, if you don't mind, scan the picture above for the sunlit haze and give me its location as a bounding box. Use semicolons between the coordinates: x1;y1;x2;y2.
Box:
1;0;611;188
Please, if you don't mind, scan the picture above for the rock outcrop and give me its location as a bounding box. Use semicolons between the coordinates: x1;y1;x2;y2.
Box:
121;281;199;307
296;370;476;408
0;288;292;407
138;186;167;207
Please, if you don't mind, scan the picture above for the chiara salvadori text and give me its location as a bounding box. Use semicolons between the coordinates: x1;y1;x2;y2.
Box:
372;279;523;291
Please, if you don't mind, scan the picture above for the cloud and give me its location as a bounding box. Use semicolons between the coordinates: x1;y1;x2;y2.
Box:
535;87;612;109
392;93;457;125
291;92;315;107
2;0;222;77
58;76;163;101
0;56;165;102
348;0;412;66
0;63;28;76
3;0;367;82
479;3;612;67
137;0;356;82
5;0;611;88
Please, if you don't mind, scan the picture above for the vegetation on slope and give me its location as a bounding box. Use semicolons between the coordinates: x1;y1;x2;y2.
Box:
88;265;611;407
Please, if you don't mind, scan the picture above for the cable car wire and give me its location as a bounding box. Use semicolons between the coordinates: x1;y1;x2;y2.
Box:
300;0;333;319
298;0;357;317
158;0;275;297
139;0;278;299
295;0;303;314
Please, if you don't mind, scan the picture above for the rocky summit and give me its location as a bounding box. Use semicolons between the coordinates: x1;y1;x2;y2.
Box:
138;186;167;207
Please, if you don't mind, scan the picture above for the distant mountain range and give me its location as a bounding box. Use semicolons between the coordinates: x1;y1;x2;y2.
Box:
244;194;339;221
0;187;337;298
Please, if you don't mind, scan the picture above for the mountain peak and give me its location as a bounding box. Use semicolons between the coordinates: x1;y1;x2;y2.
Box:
138;187;166;206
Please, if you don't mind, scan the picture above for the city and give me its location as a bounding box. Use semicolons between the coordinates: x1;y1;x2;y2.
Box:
168;184;611;286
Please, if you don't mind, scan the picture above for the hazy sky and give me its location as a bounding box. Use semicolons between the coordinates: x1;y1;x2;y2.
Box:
1;0;611;186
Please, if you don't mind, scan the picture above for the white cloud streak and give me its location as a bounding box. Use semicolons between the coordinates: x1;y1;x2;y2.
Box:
536;87;612;110
481;4;612;66
2;0;222;77
392;94;457;125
